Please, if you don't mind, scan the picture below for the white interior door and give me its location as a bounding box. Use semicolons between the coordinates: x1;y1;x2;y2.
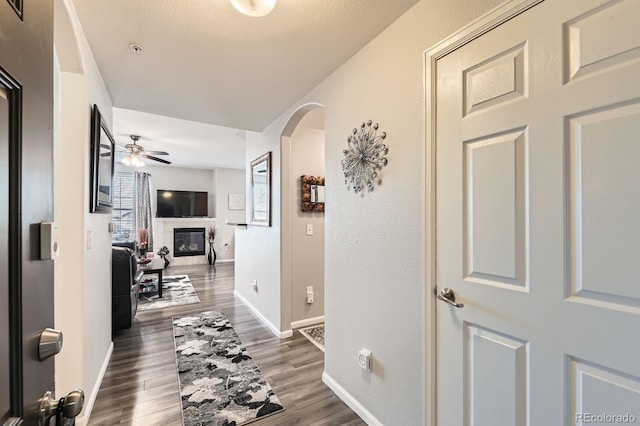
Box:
434;0;640;424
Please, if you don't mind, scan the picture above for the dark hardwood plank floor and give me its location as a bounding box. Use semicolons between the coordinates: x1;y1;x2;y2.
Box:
88;263;365;426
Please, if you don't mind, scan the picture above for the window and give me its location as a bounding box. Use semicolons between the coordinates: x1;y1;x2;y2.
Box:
112;171;135;242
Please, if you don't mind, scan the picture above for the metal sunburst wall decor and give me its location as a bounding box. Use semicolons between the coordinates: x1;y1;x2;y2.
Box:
341;120;389;193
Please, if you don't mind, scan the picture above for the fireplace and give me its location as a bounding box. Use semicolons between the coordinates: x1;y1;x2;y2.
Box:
173;227;205;257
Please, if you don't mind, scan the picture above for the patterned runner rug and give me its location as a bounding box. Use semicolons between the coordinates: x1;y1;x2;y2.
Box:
173;311;285;425
138;275;200;312
299;324;325;352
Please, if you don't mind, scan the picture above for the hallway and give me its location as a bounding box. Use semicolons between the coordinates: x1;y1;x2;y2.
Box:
89;263;364;425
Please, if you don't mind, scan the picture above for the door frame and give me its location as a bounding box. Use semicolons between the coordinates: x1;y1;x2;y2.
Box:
423;1;543;424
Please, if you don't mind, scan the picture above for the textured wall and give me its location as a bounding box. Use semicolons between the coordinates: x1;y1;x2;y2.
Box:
236;0;504;423
235;130;283;332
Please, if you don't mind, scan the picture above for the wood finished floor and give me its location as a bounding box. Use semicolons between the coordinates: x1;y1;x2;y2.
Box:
88;263;365;426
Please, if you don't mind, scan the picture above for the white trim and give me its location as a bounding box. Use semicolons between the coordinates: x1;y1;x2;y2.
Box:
216;258;234;263
322;371;382;426
291;315;324;329
234;290;293;339
78;342;113;426
423;1;543;425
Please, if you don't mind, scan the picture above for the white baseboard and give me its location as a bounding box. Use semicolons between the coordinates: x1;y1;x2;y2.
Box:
234;290;293;339
322;371;383;426
79;342;113;426
291;315;325;329
216;258;234;263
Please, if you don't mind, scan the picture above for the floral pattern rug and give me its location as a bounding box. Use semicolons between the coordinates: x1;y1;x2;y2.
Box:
173;311;285;425
138;275;200;312
299;324;325;352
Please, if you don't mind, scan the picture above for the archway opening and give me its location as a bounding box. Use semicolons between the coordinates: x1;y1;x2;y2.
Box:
280;104;325;334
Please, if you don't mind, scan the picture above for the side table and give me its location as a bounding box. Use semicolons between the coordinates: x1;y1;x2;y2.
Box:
138;259;165;298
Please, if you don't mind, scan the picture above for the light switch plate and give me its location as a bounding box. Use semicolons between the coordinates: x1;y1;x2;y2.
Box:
306;224;313;236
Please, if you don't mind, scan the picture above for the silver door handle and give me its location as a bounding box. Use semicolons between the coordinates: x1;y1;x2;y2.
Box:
39;389;84;426
437;288;464;308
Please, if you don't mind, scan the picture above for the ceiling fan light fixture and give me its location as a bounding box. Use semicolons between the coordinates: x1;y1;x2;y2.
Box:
229;0;276;17
121;156;132;166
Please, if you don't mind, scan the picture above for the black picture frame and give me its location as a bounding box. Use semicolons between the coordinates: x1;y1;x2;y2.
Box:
249;151;271;226
90;104;115;213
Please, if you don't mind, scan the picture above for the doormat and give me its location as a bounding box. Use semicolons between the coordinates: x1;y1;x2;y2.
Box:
299;324;325;352
173;311;285;426
137;275;200;312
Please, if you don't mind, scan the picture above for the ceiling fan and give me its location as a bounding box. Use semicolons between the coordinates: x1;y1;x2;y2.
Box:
118;135;171;166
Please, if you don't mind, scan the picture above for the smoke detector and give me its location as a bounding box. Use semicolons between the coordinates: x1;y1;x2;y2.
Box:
129;43;144;55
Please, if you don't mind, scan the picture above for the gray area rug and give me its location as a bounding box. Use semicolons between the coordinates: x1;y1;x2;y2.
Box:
173;311;285;426
138;275;200;312
299;324;325;352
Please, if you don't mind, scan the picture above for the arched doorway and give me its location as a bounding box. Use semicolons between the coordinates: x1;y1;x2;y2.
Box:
280;103;325;333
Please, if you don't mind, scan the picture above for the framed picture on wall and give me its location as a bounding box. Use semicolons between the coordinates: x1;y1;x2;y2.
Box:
89;104;115;213
228;193;245;210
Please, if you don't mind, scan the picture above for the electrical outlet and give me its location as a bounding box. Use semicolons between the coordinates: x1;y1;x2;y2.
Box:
358;348;372;371
224;243;230;251
306;286;314;303
252;280;258;292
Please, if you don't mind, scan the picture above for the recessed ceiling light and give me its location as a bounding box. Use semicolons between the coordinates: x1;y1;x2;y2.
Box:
129;43;143;55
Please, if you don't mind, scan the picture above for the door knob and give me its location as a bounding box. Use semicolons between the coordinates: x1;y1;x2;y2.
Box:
437;287;464;308
39;389;84;426
61;390;84;419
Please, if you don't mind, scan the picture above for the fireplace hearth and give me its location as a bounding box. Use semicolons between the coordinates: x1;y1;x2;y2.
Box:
174;227;205;257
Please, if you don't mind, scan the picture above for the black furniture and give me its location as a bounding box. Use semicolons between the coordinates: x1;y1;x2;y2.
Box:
139;259;165;298
111;246;143;334
112;241;136;250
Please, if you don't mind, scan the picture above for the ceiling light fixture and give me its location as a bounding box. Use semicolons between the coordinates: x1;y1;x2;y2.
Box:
229;0;276;17
122;152;145;168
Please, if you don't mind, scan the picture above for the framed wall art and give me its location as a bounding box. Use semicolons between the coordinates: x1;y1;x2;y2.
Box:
301;175;325;212
90;104;115;213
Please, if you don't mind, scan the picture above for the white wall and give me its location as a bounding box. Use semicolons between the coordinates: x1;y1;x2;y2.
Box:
235;130;283;333
54;0;115;423
235;0;503;423
290;125;325;323
214;167;246;261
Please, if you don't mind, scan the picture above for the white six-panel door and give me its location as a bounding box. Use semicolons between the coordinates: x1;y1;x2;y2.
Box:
433;0;640;424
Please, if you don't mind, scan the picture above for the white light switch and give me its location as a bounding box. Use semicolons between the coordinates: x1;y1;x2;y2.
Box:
306;224;313;236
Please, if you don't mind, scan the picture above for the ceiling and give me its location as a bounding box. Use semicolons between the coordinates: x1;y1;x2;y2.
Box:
73;0;418;168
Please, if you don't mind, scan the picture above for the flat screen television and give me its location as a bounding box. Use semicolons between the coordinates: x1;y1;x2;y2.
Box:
157;190;208;218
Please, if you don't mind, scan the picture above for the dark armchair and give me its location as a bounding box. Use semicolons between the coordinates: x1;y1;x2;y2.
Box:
112;246;143;334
